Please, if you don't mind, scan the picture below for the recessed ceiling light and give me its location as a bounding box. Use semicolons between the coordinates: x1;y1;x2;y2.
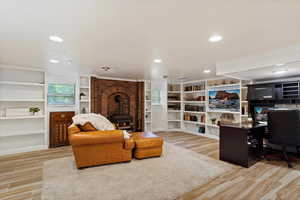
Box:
275;63;285;66
209;34;223;42
203;69;211;73
153;59;162;63
49;59;59;64
49;35;63;43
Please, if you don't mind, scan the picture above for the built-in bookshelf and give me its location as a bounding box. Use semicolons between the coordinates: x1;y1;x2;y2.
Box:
182;81;206;135
0;65;47;155
241;80;250;123
205;78;242;138
167;82;181;130
79;76;91;114
144;81;152;131
166;77;248;140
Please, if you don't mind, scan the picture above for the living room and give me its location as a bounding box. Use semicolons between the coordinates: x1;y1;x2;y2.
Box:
1;1;300;200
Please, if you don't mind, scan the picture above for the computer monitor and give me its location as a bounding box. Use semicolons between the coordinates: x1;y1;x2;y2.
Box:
254;106;290;123
254;106;272;123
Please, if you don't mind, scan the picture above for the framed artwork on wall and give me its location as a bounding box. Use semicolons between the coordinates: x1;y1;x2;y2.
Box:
208;89;240;112
48;83;75;106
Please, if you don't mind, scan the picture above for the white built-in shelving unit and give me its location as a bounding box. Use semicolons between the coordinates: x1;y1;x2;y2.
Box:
79;75;91;114
144;81;152;131
166;77;249;140
240;80;250;123
182;80;207;135
167;82;182;130
204;78;242;138
0;65;47;155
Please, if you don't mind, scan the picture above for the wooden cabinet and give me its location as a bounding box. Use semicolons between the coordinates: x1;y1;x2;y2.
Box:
49;112;75;148
220;123;266;167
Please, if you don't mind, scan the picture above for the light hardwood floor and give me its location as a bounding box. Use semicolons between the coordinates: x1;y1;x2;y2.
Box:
0;131;300;200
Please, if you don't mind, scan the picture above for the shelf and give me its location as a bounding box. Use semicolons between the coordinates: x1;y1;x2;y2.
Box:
241;114;249;117
183;121;205;125
183;90;205;94
206;124;220;128
168;101;181;103
0;81;45;87
0;99;45;102
207;110;241;114
241;101;248;103
0;115;45;120
208;83;240;88
1;130;45;137
146;121;151;123
168;110;182;113
80;100;90;102
183;101;206;104
0;67;47;156
283;86;298;89
80;86;90;89
168;91;181;93
183;111;206;114
168;120;181;122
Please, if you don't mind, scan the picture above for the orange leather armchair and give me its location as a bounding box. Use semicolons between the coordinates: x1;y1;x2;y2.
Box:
68;125;135;168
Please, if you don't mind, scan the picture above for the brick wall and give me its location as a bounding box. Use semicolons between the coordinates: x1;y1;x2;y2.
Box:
91;77;144;131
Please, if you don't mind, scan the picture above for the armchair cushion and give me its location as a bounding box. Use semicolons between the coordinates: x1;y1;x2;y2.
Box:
68;124;81;135
69;130;124;146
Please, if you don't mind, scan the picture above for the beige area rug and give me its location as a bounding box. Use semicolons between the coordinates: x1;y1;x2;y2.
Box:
42;143;234;200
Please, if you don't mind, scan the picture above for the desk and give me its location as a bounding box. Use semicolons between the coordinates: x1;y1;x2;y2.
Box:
220;123;267;167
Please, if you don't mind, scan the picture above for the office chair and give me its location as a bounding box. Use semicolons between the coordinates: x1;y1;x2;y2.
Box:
267;109;300;168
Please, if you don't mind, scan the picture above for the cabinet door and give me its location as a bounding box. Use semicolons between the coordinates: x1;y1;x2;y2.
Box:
248;84;274;100
49;111;75;148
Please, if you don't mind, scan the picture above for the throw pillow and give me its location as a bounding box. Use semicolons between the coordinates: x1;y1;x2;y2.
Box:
81;122;97;132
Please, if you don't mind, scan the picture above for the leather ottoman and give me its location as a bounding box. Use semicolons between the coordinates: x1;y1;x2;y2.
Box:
132;132;163;159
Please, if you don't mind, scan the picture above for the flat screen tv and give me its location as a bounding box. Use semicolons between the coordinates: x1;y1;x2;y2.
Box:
208;89;240;112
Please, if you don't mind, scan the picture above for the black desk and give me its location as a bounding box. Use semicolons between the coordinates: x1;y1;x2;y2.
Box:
220;123;267;167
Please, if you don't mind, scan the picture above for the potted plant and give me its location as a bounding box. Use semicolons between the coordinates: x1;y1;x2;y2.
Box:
29;107;40;115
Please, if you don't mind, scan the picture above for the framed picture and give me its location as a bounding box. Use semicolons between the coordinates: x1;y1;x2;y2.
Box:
48;83;75;106
208;89;240;112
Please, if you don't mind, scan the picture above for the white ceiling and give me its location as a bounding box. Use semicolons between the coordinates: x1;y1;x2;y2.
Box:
1;0;300;80
229;61;300;81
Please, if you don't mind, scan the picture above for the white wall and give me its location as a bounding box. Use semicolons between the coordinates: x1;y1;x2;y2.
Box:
151;79;168;131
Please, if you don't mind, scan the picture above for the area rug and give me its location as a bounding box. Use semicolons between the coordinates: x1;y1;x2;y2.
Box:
42;143;234;200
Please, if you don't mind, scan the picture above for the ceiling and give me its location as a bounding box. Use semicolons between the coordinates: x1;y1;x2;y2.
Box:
1;0;300;80
229;61;300;82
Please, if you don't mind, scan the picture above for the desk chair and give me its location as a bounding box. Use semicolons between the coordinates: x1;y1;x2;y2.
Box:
268;109;300;168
